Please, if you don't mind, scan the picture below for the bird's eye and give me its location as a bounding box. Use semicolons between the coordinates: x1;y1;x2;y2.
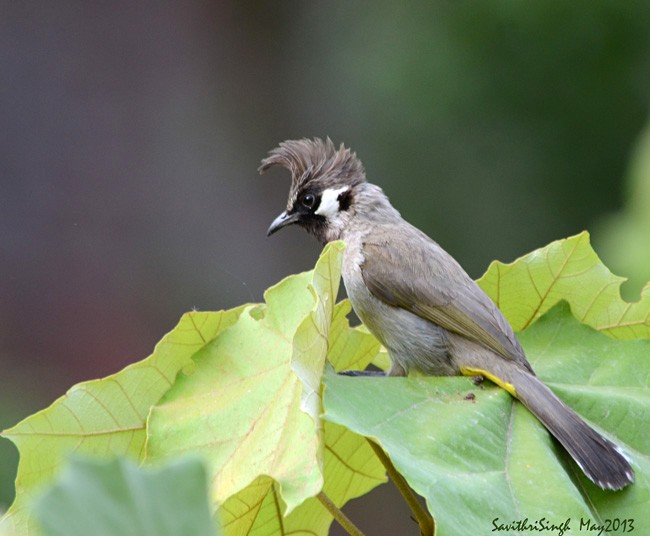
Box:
302;193;316;209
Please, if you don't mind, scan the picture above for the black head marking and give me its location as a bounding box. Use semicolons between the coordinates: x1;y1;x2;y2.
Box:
337;188;353;212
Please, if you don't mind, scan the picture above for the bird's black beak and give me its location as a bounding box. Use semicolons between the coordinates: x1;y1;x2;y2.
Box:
267;211;300;237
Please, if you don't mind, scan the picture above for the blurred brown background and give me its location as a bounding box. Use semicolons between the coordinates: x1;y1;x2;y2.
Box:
2;2;650;533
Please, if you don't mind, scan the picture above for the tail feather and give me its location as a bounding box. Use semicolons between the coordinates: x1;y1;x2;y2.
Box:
512;369;634;490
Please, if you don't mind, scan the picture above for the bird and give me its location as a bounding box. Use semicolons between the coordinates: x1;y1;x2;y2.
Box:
260;137;634;491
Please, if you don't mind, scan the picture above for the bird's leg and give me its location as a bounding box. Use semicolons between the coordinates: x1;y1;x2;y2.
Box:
338;359;406;377
337;369;386;377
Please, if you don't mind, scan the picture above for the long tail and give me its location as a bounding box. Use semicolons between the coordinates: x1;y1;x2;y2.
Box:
511;369;634;490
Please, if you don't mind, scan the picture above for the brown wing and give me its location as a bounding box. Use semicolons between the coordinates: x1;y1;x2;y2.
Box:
361;227;531;371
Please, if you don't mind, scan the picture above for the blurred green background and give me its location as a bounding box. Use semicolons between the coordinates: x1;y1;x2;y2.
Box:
2;2;650;533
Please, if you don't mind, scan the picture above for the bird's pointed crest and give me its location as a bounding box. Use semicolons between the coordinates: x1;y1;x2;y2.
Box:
259;138;366;198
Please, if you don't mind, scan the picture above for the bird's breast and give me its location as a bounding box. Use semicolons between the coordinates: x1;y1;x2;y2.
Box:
340;238;457;376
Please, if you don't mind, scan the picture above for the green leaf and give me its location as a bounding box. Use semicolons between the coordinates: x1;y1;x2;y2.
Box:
478;231;650;338
323;303;650;536
596;123;650;299
2;241;386;536
145;242;357;523
213;294;386;536
328;299;382;372
33;456;217;536
217;421;386;535
0;306;246;535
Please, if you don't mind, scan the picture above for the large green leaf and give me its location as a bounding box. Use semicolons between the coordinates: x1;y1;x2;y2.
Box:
33;456;217;536
217;421;386;535
597;124;650;299
1;241;387;536
215;301;386;534
147;243;342;513
478;231;650;338
323;303;650;536
0;306;246;535
146;241;385;534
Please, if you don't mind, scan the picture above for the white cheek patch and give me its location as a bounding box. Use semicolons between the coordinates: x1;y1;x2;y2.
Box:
315;186;350;217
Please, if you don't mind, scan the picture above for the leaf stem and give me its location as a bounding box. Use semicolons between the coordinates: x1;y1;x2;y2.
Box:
317;491;366;536
367;439;435;536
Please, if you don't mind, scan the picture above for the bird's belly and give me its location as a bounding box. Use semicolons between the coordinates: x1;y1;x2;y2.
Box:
342;264;457;376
